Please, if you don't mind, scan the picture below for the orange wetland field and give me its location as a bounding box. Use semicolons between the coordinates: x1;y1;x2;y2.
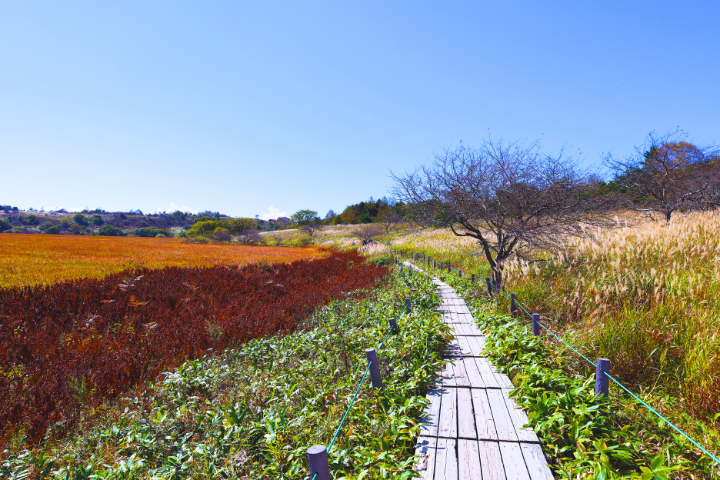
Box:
0;234;324;288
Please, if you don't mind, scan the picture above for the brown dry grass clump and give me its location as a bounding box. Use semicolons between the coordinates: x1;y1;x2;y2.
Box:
503;211;720;417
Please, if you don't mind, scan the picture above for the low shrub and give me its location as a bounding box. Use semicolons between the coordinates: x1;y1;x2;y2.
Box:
370;252;395;266
296;237;313;247
73;214;88;226
0;219;10;232
46;226;61;235
98;225;124;236
211;227;232;242
183;236;209;244
133;227;169;238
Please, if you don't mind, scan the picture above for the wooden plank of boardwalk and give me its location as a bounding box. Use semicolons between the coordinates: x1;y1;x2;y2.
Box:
408;264;553;480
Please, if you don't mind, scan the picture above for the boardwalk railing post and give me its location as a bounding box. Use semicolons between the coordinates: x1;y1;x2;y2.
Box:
433;259;436;269
389;317;398;334
458;270;462;278
510;293;517;316
405;297;411;314
532;313;541;336
307;445;331;480
485;278;493;298
595;358;610;396
447;264;451;273
366;349;384;389
470;273;475;283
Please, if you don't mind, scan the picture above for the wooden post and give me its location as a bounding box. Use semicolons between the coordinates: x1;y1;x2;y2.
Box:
485;278;493;298
366;349;384;389
595;358;610;396
307;445;331;480
405;297;411;314
389;317;398;334
458;270;462;278
433;259;436;269
532;313;541;336
510;293;517;316
447;264;451;273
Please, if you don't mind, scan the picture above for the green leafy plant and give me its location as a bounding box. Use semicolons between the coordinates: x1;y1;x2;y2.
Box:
133;227;169;238
434;267;717;479
98;225;124;236
1;267;449;479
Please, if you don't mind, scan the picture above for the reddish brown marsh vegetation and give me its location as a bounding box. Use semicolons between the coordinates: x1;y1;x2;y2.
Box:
0;250;387;445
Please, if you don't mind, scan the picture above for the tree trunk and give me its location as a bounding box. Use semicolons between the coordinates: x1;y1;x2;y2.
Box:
492;257;506;291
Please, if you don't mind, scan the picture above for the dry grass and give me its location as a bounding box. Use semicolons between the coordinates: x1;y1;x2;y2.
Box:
380;211;720;418
0;234;324;288
502;210;720;417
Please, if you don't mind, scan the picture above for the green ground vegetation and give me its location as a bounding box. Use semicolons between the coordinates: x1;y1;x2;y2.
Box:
415;264;720;479
2;263;449;479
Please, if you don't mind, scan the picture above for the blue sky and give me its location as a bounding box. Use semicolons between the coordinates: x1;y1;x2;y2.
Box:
1;1;718;218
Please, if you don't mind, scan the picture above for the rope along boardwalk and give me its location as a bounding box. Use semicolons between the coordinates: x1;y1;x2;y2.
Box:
394;249;720;470
408;262;553;480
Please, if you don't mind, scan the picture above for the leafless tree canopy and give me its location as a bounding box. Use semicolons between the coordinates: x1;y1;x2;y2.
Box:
604;131;720;221
352;224;384;242
392;139;614;287
376;204;405;234
301;222;323;237
235;229;260;245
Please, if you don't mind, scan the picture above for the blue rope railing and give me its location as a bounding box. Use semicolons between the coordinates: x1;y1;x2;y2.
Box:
390;248;720;469
308;290;406;478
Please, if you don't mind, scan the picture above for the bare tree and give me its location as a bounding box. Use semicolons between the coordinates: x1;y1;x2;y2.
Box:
352;224;384;243
376;204;405;234
211;228;233;242
604;131;720;222
392;139;614;288
301;221;323;237
235;230;260;244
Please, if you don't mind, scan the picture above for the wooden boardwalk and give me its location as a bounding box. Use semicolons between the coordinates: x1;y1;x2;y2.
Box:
413;270;553;480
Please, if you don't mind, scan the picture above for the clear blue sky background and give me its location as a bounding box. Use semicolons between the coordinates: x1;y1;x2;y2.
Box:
1;1;718;218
